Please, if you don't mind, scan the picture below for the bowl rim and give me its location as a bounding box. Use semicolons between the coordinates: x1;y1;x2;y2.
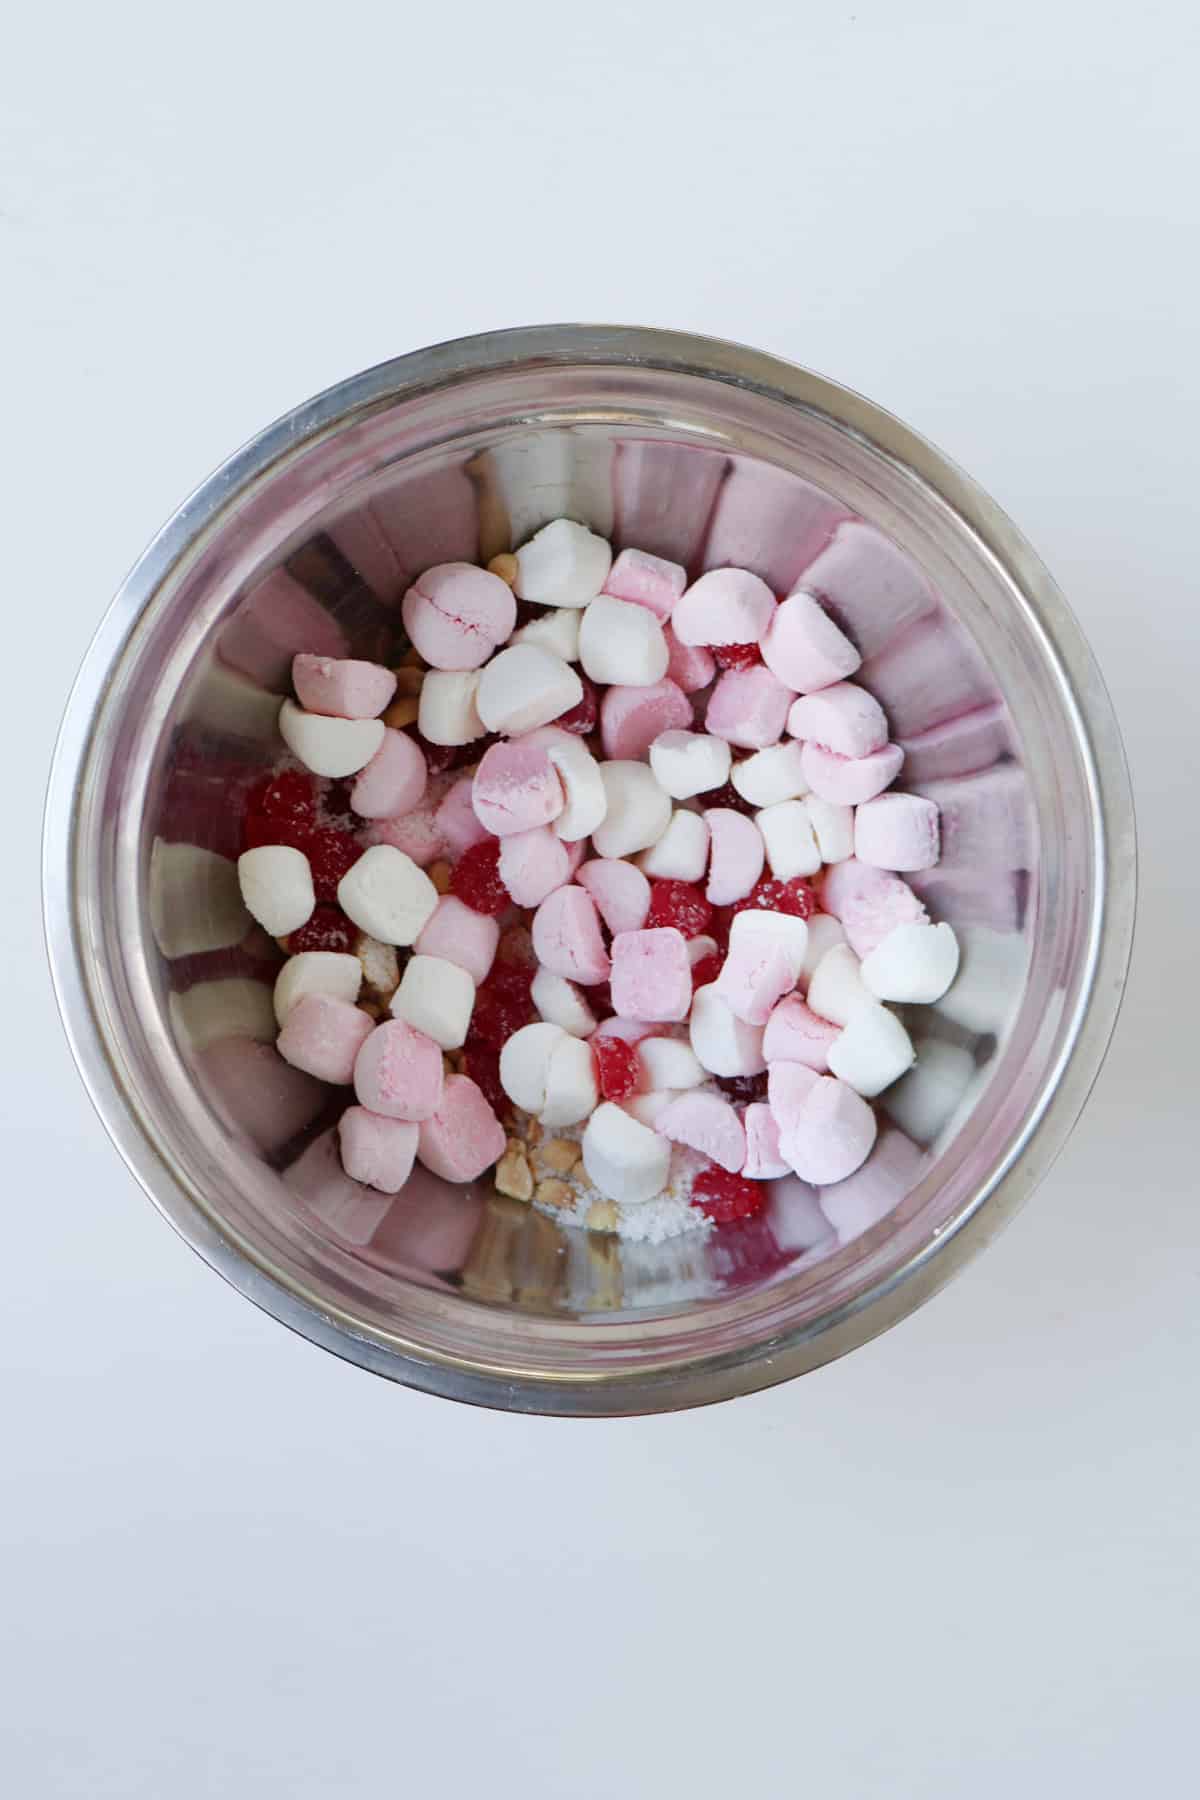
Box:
42;323;1137;1416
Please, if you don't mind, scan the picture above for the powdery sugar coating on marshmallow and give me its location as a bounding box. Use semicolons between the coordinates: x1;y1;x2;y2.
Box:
610;927;692;1023
853;793;941;872
293;655;397;720
353;1018;444;1121
476;644;582;736
350;728;428;820
775;1074;878;1186
801;741;905;807
434;776;491;860
672;568;776;647
656;1092;746;1174
762;995;840;1070
499;826;571;906
603;548;687;620
600;680;693;760
414;896;500;984
761;591;862;693
706;666;795;750
532;886;612;985
787;682;888;758
704;808;765;904
472;739;564;836
577;857;652;935
338;1109;419;1193
713;937;797;1025
820;858;929;958
277;994;374;1085
401;563;516;671
417;1075;507;1182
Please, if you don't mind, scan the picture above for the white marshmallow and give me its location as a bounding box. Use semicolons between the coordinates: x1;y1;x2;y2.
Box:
278;698;384;778
805;794;855;863
729;908;809;981
860;921;960;1004
273;951;362;1026
337;845;438;946
499;1021;566;1115
476;645;582;735
418;670;486;746
582;1101;672;1204
169;977;276;1054
236;845;314;937
149;841;248;959
532;966;596;1038
649;730;732;800
827;1002;915;1097
757;800;822;879
578;595;669;687
686;934;720;968
543;734;607;841
622;1090;681;1129
389;953;475;1050
515;518;612;609
511;606;581;662
688;983;767;1077
540;1033;600;1128
730;741;809;807
637;1037;707;1091
800;912;849;984
638;809;710;882
885;1037;976;1144
806;943;873;1026
592;762;672;858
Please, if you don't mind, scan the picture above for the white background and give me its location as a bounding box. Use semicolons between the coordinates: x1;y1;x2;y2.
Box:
5;3;1198;1794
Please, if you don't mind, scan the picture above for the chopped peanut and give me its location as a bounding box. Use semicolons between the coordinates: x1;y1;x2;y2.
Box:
586;1200;619;1234
382;695;420;730
534;1178;573;1210
487;552;519;587
494;1141;533;1203
393;666;425;697
540;1137;582;1174
428;860;452;895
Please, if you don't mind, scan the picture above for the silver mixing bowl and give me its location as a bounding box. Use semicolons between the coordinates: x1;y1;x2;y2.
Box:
43;325;1135;1415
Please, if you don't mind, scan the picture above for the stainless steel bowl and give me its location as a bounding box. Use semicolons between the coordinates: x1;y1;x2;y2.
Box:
43;325;1135;1415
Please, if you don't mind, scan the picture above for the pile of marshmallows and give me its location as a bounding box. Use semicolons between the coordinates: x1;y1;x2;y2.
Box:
234;518;959;1214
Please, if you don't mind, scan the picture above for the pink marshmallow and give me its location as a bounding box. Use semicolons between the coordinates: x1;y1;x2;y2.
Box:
801;740;905;806
338;1107;420;1193
664;626;717;694
400;562;516;671
531;886;612;985
787;681;888;758
417;1074;507;1182
414;895;500;984
896;704;1012;783
767;1060;822;1133
705;666;795;749
776;1074;878;1186
656;1090;746;1173
472;739;564;837
705;808;765;904
600;679;692;760
820;859;929;958
434;775;491;860
609;927;692;1023
854;793;941;872
577;858;652;934
761;591;861;693
604;548;687;621
762;996;839;1070
562;838;587;878
350;727;428;819
368;806;445;868
591;1015;658;1045
499;827;571;906
742;1103;790;1180
713;939;796;1025
672;568;776;647
276;994;374;1085
352;1018;444;1121
797;522;937;663
293;655;397;720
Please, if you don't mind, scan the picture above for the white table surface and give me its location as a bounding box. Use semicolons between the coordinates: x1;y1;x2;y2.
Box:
5;3;1197;1793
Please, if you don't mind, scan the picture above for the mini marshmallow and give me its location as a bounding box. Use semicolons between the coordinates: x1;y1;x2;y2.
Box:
514;518;612;609
273;950;362;1026
806;943;874;1026
689;983;767;1077
278;698;385;778
532;967;596;1038
756;800;822;880
350;728;428;820
761;591;861;693
576;858;651;935
776;1074;877;1186
353;1017;444;1121
801;740;904;806
854;793;941;872
622;1090;681;1129
714;936;796;1025
499;827;571;906
582;1102;672;1204
600;679;693;761
592;763;672;859
538;731;607;840
860;921;960;1004
472;739;564;836
820;859;928;958
418;670;486;747
591;1015;658;1046
237;845;314;936
389;953;476;1050
604;548;687;620
657;1091;746;1173
337;844;438;945
672;568;776;647
805;794;855;864
531;886;612;985
767;1060;822;1131
417;1074;507;1182
277;994;374;1085
649;730;732;800
150;842;248;959
762;995;839;1070
610;927;692;1022
511;605;582;663
434;776;490;859
338;1108;419;1194
664;627;716;694
476;644;583;736
369;806;445;869
704;809;765;904
414;895;499;984
292;655;396;720
638;810;710;882
787;682;888;757
799;912;848;983
728;908;810;981
400;562;516;670
827;1002;915;1098
706;666;795;750
578;595;669;687
500;1021;566;1115
742;1103;790;1180
730;741;809;807
540;1034;600;1128
636;1037;706;1092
